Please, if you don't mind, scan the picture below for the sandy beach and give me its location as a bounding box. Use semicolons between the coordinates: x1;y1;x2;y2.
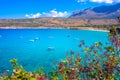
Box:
0;26;109;32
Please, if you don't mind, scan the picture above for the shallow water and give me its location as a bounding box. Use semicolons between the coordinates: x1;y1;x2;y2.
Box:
0;29;108;73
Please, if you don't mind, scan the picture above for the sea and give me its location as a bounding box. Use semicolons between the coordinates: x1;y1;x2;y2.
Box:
0;29;108;73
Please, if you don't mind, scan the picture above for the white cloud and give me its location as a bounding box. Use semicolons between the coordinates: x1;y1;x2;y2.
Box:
25;13;41;18
25;9;69;18
77;0;86;2
42;9;69;17
77;0;120;3
90;0;113;3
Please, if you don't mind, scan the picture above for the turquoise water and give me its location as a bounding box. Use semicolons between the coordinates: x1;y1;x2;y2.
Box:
0;29;108;73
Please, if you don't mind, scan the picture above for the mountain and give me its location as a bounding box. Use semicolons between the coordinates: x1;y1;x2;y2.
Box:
69;3;120;19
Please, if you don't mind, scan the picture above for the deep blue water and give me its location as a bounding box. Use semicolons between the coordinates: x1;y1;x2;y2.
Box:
0;29;108;73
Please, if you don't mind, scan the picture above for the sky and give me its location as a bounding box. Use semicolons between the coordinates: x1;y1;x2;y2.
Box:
0;0;120;19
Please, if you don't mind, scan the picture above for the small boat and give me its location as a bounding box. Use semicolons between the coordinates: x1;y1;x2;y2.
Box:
74;38;79;40
47;47;55;51
29;39;35;42
35;37;40;40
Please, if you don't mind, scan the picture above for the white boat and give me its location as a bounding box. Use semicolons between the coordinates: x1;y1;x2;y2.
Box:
29;39;35;42
35;37;40;40
47;47;55;51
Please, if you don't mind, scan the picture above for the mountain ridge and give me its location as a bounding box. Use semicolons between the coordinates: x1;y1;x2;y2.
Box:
69;3;120;19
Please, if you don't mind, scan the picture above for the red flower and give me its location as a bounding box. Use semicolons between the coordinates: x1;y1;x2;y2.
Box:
37;75;45;80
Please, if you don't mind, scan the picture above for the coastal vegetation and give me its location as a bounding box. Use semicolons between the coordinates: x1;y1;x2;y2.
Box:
0;26;119;80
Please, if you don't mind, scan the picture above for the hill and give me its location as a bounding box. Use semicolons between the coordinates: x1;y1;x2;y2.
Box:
69;3;120;19
0;18;119;30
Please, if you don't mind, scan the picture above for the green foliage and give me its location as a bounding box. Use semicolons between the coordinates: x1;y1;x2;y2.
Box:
35;67;44;75
10;58;18;69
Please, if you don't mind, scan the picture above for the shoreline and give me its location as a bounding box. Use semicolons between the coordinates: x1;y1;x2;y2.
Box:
0;26;109;32
0;27;65;29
